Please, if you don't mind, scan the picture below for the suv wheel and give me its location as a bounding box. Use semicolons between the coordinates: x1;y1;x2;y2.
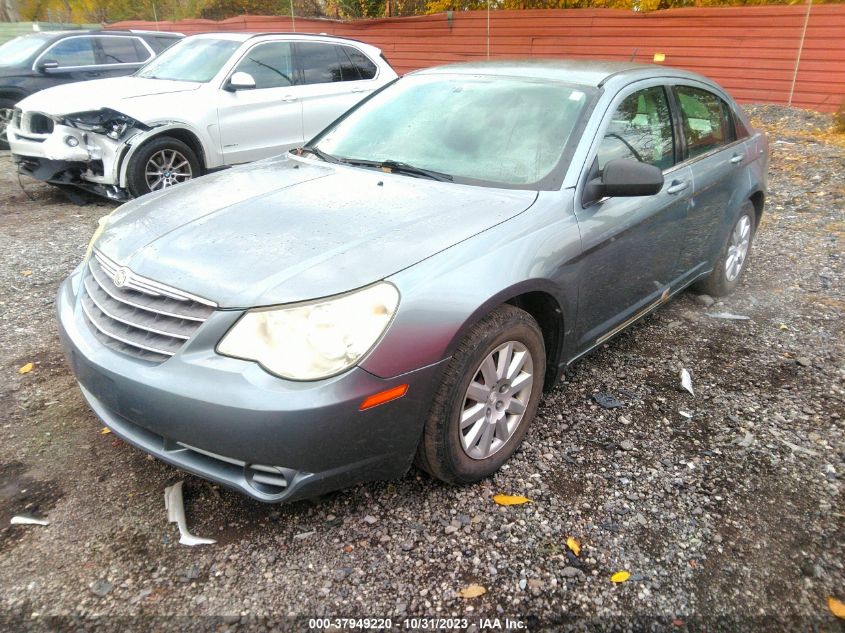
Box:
0;98;17;151
415;305;545;484
127;136;201;197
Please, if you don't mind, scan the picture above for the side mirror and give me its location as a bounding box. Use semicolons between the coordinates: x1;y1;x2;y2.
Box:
225;71;256;91
584;158;664;204
37;59;60;73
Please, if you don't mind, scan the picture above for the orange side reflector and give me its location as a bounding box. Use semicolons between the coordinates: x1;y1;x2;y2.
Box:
359;384;409;411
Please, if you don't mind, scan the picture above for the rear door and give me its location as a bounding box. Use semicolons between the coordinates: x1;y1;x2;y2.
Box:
217;41;304;164
294;42;383;141
672;84;753;279
573;83;693;350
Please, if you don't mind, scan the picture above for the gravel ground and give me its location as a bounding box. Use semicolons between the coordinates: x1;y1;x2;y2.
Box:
0;105;843;632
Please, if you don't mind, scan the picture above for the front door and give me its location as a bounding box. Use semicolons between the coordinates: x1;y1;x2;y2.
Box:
217;41;303;164
573;84;693;350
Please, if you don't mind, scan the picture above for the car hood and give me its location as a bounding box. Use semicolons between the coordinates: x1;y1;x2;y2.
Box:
96;155;538;308
16;76;201;117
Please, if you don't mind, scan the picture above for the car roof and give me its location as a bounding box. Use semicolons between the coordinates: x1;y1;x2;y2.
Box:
31;29;183;39
412;59;712;89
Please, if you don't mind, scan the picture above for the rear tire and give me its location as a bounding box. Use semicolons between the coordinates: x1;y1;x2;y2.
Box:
126;136;201;198
0;97;17;151
415;305;545;484
692;201;756;297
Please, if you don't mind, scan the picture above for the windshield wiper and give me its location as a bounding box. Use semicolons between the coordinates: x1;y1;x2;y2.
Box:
340;158;453;182
295;146;342;164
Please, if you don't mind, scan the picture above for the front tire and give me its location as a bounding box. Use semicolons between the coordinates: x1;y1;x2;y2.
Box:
126;136;201;198
693;202;756;297
415;305;545;484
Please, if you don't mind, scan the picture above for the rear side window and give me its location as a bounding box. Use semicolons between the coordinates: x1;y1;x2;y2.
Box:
676;86;736;159
341;45;377;80
597;86;674;171
297;42;348;84
43;37;96;67
234;42;294;89
95;37;151;64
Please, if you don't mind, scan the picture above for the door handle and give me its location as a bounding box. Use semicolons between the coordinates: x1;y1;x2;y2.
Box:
730;154;743;164
666;180;688;195
351;88;365;93
282;95;298;103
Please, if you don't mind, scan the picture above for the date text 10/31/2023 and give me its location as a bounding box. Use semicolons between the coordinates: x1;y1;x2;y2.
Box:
307;617;527;630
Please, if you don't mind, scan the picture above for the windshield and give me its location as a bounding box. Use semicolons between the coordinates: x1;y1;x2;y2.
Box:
136;37;240;82
0;34;52;67
312;74;591;188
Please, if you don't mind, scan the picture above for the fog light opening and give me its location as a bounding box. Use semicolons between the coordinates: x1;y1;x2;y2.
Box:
64;135;79;147
359;384;409;411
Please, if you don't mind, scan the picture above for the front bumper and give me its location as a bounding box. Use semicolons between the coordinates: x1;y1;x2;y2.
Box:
8;118;125;192
57;267;444;503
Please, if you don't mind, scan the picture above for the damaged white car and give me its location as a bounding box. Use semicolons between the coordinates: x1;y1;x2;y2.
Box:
6;32;397;199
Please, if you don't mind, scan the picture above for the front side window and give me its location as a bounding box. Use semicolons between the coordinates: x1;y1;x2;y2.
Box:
95;37;150;65
312;74;590;188
676;85;733;159
233;42;294;89
43;37;97;67
597;86;674;171
136;37;241;82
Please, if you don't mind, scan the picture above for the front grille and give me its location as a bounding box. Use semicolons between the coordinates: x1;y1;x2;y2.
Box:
29;113;54;135
80;250;216;363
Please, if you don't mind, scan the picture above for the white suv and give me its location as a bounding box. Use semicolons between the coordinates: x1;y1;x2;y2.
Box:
7;32;397;199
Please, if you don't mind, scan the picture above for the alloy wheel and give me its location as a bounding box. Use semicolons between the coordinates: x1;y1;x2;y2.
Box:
460;341;534;460
725;215;751;282
145;149;193;191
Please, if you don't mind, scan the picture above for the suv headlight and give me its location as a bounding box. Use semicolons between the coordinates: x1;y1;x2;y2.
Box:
217;283;399;381
63;108;141;140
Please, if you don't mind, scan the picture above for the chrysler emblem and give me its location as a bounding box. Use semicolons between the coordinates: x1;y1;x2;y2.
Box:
112;267;130;288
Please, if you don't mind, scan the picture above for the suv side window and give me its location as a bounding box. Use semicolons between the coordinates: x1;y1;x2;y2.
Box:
341;45;377;80
233;42;294;89
297;42;349;85
676;85;735;159
95;36;151;65
597;86;674;171
43;36;97;67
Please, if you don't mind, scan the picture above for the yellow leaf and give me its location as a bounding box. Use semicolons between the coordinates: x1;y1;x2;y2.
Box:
18;363;34;374
21;270;32;276
566;537;581;557
458;584;486;599
492;494;530;506
830;596;845;619
779;324;789;330
100;427;112;435
611;571;631;583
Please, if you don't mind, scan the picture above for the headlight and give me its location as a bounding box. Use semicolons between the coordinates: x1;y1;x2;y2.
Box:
84;213;113;259
63;108;140;140
217;283;400;381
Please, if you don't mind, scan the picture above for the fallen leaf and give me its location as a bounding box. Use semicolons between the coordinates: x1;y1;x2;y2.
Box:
492;494;530;506
458;584;486;599
21;270;32;276
18;362;34;374
566;536;581;557
779;323;789;330
100;427;112;435
610;571;630;583
829;596;845;619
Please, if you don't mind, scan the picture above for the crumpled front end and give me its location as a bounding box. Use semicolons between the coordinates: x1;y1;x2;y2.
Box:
8;107;146;200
